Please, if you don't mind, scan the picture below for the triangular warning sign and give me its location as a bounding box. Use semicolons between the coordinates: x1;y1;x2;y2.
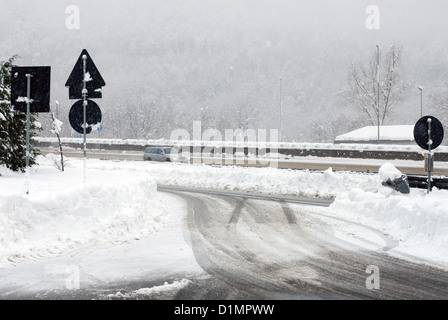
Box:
65;49;106;100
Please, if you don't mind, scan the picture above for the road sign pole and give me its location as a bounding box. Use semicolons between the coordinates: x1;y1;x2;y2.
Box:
25;73;32;194
427;118;432;193
82;55;87;159
82;55;87;183
25;74;31;168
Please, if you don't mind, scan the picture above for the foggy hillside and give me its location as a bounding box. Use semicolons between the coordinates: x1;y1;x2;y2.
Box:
1;0;448;142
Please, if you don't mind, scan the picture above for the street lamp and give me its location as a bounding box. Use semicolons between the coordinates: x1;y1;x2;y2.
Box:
279;76;283;142
418;86;424;118
376;45;380;142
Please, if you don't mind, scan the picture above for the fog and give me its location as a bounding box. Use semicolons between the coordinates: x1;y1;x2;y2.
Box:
1;0;448;142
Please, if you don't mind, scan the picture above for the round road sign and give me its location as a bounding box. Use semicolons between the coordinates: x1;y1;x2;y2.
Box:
69;99;102;134
413;116;444;150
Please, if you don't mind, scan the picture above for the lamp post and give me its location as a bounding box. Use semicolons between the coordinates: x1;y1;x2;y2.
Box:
279;76;283;142
418;86;424;118
376;45;380;143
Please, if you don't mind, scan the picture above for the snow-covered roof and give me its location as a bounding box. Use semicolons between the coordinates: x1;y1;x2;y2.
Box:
335;125;415;144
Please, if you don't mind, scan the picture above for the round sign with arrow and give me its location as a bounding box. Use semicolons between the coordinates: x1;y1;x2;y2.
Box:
69;99;102;134
413;116;444;150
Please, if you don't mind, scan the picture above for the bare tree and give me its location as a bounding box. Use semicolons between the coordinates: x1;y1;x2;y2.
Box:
50;107;65;172
345;45;410;126
431;82;448;123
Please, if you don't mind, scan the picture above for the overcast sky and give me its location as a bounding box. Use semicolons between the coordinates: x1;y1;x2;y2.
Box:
2;0;448;141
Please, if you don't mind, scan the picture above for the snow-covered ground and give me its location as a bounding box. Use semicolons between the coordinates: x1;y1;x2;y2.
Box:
0;154;447;297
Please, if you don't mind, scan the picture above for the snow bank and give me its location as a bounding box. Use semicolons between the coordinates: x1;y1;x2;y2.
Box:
0;161;167;266
85;160;380;200
330;187;448;264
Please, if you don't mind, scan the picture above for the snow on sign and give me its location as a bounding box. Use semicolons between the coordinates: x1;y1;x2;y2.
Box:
413;116;444;150
11;66;51;113
65;49;105;100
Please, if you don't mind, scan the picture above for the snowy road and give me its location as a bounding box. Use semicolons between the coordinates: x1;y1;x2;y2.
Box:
3;187;446;300
164;189;448;300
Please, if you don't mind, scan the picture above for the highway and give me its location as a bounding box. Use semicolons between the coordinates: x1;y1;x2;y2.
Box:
39;149;448;176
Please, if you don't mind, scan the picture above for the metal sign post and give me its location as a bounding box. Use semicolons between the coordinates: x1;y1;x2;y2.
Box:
82;55;87;183
25;74;32;194
426;118;433;194
25;74;31;168
11;66;51;195
82;54;87;159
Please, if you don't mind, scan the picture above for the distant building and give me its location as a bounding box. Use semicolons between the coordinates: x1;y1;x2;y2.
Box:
334;125;415;145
